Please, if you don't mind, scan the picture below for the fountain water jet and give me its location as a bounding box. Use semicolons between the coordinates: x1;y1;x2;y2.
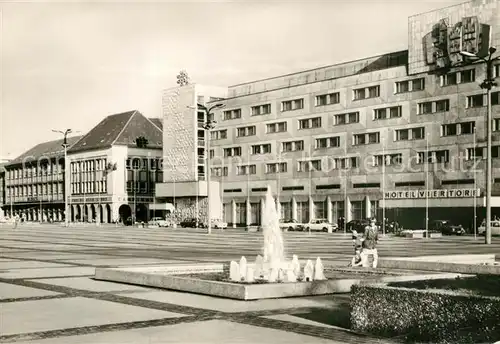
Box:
231;187;326;283
262;188;285;268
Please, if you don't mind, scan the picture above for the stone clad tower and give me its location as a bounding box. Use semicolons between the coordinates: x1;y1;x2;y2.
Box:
156;84;227;223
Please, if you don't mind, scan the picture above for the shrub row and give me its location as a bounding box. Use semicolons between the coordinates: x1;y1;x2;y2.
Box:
350;284;500;343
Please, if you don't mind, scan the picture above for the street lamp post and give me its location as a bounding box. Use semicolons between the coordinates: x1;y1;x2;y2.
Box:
52;129;72;227
197;103;225;235
460;47;499;245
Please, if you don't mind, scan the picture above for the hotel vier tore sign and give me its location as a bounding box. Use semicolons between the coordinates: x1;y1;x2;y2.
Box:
385;189;480;200
423;16;491;68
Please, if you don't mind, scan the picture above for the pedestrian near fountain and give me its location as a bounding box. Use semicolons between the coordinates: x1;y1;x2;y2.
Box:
348;230;364;267
360;218;379;268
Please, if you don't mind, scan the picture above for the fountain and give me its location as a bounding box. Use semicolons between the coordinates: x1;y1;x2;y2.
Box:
94;186;457;300
228;188;325;283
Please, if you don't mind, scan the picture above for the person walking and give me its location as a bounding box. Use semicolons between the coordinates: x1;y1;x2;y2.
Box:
13;214;20;229
361;218;379;268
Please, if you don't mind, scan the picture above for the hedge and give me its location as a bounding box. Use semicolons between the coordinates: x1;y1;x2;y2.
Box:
350;284;500;343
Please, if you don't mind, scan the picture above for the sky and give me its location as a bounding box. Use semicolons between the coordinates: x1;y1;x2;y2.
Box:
0;0;465;159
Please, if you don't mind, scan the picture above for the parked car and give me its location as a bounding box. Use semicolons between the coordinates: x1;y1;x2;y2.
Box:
478;220;500;236
203;219;228;229
149;217;169;227
430;220;466;235
304;219;338;232
346;219;370;233
279;219;303;231
179;218;203;228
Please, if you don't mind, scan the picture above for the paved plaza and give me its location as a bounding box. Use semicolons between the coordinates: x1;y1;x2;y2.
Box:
0;224;499;343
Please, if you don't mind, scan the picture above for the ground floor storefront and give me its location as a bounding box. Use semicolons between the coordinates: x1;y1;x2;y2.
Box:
220;188;487;229
221;194;380;227
69;195;159;224
3;202;65;222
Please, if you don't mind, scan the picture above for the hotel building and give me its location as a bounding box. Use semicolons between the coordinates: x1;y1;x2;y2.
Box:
160;0;500;229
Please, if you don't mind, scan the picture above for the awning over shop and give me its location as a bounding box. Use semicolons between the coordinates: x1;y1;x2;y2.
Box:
277;195;292;202
348;194;366;202
311;195;328;202
293;195;310;202
149;203;175;211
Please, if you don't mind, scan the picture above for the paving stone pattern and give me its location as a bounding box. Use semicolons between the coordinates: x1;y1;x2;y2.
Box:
0;224;498;343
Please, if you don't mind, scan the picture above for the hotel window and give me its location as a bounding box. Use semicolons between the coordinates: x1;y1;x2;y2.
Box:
494;118;500;131
466;147;484;160
315;92;340;106
460;121;475;135
395;127;425;141
251;144;271;155
210;130;227;140
373;153;402;166
298;159;322;172
333;157;358;169
466;94;486;108
251;104;271;116
373;106;402;120
353;132;380;145
315;136;340;149
353;85;380;100
418;101;433;114
334;112;359;125
412;78;425;91
395;78;425;93
223;147;242;157
441;123;457;137
493;91;500;106
441;69;475;86
418;99;449;114
436;99;450;112
266;162;287;174
281;140;304;152
236;125;256;137
493;146;500;158
460;69;476;83
281;98;304;112
266;121;287;133
211;167;228;177
417;150;450;164
495;64;500;78
237;165;256;175
441;72;458;86
209;149;214;159
395;80;409;93
223;109;241;120
298;117;321;130
441;121;475;136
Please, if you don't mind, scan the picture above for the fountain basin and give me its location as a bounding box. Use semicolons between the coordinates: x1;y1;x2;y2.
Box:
379;254;500;274
94;263;463;300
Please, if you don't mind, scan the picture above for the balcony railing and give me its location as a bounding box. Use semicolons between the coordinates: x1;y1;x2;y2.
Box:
197;139;205;147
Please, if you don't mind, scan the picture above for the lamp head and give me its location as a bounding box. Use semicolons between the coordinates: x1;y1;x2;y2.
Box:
489;47;497;55
459;51;477;58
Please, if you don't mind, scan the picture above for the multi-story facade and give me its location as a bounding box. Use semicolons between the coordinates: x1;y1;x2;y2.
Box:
67;110;163;223
1;137;81;221
161;0;500;229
